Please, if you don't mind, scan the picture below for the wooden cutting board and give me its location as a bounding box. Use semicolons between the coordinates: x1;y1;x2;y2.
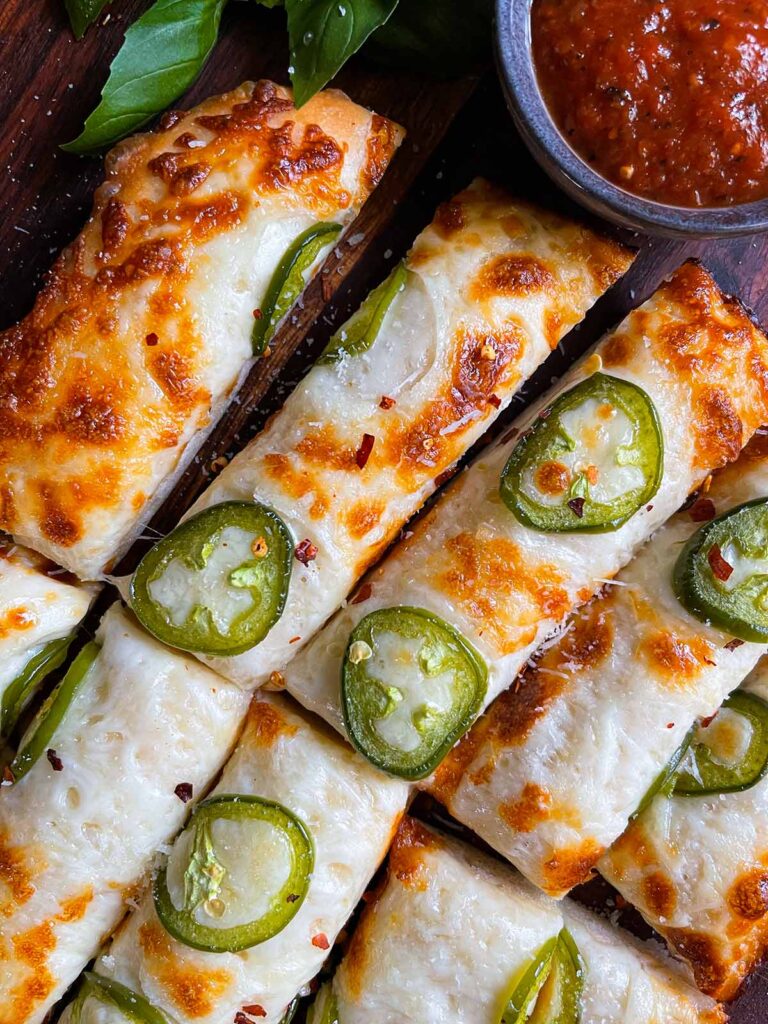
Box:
1;1;767;1019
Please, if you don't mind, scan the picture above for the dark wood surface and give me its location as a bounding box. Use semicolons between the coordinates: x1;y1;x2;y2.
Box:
1;2;767;1020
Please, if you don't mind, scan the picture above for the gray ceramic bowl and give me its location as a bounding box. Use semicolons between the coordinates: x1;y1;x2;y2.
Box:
496;0;768;238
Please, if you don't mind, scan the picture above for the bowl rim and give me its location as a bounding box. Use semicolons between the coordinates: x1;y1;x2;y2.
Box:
495;0;768;238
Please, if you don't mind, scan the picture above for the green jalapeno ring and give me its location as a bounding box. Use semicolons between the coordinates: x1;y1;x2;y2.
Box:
0;633;74;740
281;996;301;1024
672;691;768;796
8;641;100;784
308;983;339;1024
153;794;314;953
341;606;488;781
673;497;768;643
318;262;408;364
500;373;664;534
529;928;584;1024
628;726;695;822
500;929;583;1024
130;501;293;658
71;972;171;1024
502;935;558;1023
252;222;342;355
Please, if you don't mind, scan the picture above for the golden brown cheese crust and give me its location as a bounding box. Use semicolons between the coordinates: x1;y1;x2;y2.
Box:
0;81;400;579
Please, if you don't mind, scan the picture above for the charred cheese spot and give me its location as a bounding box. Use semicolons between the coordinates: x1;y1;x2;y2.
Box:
38;482;81;547
541;839;604;893
470;253;554;301
0;923;57;1024
534;459;571;496
641;630;715;685
727;867;768;920
601;329;634;370
499;783;553;833
246;700;299;747
101;198;130;252
0;831;41;916
642;870;677;919
564;229;634;293
295;426;357;471
693;388;743;471
432;200;466;239
435;531;569;655
262;452;329;520
55;387;125;446
345;500;384;540
387;324;526;483
429;719;488;805
0;605;36;637
362;113;401;192
139;921;232;1016
388;817;439;892
554;604;614;672
666;928;728;999
147;350;208;410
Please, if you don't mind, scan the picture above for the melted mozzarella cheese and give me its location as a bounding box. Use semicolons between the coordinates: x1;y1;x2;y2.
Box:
327;821;723;1023
0;546;94;707
149;181;632;689
425;434;768;898
0;604;248;1024
1;82;403;581
68;696;408;1024
286;264;768;787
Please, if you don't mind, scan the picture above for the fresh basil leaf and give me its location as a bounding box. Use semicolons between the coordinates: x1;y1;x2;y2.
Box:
365;0;492;74
62;0;225;154
285;0;399;107
64;0;113;39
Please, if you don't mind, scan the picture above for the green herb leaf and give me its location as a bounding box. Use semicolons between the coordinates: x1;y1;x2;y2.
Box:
62;0;226;154
285;0;399;107
64;0;113;39
365;0;492;74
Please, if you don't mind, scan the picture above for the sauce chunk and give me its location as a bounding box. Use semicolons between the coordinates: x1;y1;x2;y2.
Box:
532;0;768;207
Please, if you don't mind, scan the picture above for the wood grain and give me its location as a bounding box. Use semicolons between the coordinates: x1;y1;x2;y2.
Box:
1;3;766;1020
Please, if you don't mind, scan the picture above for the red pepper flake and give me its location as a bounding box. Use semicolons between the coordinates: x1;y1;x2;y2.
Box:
666;722;675;729
567;497;586;518
646;504;654;512
707;544;733;581
145;332;159;346
725;638;745;651
46;749;63;771
242;1006;267;1019
252;308;263;320
689;497;716;523
295;539;318;565
351;582;373;605
488;393;502;409
175;782;193;803
312;932;330;950
379;395;396;410
286;892;300;903
355;433;375;469
234;1014;251;1024
700;713;717;728
2;764;14;785
289;635;301;644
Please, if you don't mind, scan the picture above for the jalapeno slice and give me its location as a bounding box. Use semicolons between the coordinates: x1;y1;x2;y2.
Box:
281;996;301;1024
500;373;663;533
130;501;293;657
319;262;408;364
673;497;768;643
153;794;313;953
252;222;342;355
8;640;100;784
307;984;339;1024
0;633;74;740
341;606;487;780
672;691;768;796
501;929;583;1024
71;972;170;1024
628;726;694;821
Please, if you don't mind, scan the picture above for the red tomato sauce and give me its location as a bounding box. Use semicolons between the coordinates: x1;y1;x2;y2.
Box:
532;0;768;207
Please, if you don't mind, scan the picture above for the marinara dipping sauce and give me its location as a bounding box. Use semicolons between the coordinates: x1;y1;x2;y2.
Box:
532;0;768;207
